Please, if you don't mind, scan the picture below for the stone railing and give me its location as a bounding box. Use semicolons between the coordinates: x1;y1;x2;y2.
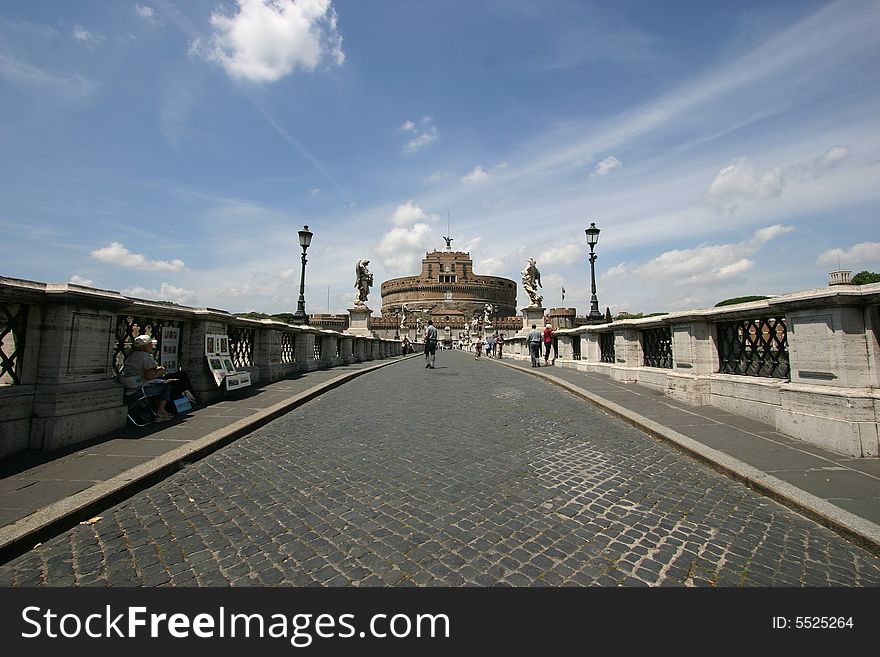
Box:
503;284;880;457
0;277;403;458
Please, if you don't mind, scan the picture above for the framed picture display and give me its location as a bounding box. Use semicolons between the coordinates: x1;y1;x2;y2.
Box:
161;327;180;373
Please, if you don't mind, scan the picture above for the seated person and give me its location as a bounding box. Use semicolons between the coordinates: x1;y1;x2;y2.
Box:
121;334;173;422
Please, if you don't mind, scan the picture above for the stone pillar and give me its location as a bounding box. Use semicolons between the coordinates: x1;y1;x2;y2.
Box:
776;306;879;456
556;334;573;360
295;329;320;371
30;299;127;451
345;306;374;337
663;320;714;406
583;331;600;364
518;306;545;337
340;336;354;364
321;333;339;367
253;323;291;382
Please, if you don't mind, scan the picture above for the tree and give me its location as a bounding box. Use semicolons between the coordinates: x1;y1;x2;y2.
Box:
851;270;880;285
715;296;771;307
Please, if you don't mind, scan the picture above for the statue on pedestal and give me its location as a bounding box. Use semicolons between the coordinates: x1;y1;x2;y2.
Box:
354;259;373;307
521;257;543;307
399;304;411;330
484;303;494;326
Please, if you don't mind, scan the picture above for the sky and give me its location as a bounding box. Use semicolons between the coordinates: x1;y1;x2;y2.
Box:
1;0;878;316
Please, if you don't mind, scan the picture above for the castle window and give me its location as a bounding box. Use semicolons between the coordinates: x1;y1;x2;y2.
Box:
439;275;457;283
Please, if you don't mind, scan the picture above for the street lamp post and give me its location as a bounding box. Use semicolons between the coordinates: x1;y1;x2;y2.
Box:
292;225;313;325
585;222;604;324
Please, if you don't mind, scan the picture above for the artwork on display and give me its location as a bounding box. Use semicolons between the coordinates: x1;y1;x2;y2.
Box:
204;333;251;390
160;327;180;373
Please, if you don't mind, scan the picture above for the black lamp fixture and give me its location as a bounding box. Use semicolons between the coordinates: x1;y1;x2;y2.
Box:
585;222;604;324
292;225;313;325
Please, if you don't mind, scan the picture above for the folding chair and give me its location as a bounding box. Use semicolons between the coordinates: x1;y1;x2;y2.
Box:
116;375;161;426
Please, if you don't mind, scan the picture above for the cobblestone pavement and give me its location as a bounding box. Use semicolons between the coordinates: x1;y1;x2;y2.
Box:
2;350;879;587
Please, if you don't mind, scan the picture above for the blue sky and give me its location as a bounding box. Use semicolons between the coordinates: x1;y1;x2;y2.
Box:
1;0;878;316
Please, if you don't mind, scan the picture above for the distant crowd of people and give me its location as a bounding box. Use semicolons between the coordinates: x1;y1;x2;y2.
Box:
419;321;556;369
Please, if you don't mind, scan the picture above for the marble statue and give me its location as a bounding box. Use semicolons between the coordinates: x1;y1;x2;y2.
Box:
354;259;373;307
484;303;494;326
399;304;411;329
521;257;543;307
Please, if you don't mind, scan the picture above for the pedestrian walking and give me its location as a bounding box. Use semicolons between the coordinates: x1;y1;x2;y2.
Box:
475;336;483;359
543;323;554;365
496;333;504;359
424;320;438;368
486;333;496;358
527;324;542;367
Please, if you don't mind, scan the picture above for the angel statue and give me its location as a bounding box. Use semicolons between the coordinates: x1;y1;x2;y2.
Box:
399;304;411;329
521;257;543;307
354;259;373;307
483;303;494;326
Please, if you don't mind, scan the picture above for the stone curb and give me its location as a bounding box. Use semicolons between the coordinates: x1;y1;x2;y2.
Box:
489;357;880;557
0;356;419;564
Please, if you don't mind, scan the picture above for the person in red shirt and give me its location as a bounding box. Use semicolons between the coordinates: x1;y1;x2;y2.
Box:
543;323;554;365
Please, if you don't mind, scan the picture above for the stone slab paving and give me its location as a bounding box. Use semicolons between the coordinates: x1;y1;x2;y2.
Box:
1;350;878;587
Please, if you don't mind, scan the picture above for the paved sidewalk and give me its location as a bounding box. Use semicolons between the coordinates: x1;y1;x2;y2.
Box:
489;356;880;554
0;357;416;562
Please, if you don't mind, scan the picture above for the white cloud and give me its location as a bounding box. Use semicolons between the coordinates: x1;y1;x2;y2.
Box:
425;171;449;183
204;0;344;83
72;25;103;44
134;5;161;24
69;275;94;286
122;282;197;305
404;128;438;153
309;187;321;196
392;201;438;227
90;242;185;271
817;241;880;268
476;257;504;275
461;166;489;184
538;243;583;266
591;155;622;177
608;224;794;286
706;157;785;206
376;223;435;272
815;145;850;169
402;117;439;153
603;263;632;280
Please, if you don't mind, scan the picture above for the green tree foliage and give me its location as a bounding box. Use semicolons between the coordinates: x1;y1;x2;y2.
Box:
235;311;297;324
850;271;880;285
715;295;771;307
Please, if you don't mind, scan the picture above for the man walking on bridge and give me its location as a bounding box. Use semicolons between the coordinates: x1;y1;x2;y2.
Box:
424;320;438;369
528;324;543;367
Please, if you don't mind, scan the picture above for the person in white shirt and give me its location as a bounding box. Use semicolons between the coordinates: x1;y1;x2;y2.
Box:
121;334;173;421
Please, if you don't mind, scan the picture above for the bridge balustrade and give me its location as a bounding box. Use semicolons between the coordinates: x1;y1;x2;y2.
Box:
513;285;880;457
0;276;403;458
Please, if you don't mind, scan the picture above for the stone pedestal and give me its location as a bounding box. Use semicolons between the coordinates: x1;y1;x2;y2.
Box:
345;306;374;337
517;306;545;336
